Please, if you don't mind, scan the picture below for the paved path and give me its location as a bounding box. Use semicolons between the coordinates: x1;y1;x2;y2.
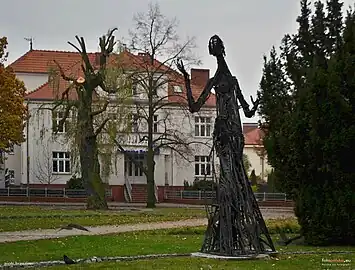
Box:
0;209;294;243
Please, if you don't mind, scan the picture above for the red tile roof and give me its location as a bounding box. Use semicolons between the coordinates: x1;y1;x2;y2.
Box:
10;50;216;106
244;127;264;145
9;50;86;74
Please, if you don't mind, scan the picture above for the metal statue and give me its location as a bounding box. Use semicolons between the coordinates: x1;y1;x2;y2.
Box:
177;35;276;256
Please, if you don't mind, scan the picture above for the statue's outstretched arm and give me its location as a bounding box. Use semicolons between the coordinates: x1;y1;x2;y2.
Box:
176;60;215;113
233;77;259;118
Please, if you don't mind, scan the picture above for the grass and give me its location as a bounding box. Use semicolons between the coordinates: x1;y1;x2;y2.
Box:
0;227;354;267
45;255;355;270
0;206;206;231
0;208;352;269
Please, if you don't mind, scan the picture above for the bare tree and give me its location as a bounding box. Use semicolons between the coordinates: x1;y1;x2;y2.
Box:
33;143;59;185
46;29;130;209
110;3;206;208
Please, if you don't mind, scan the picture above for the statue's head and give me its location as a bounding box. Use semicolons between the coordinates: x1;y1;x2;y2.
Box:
209;35;225;57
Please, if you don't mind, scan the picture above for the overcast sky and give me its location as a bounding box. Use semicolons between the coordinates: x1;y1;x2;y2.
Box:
1;0;353;122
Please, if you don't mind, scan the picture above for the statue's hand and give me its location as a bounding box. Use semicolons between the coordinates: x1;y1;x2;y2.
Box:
250;94;260;108
176;59;189;79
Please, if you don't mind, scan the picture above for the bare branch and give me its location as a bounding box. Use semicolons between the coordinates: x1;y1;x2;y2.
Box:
91;100;109;117
67;41;82;53
55;104;74;134
95;118;110;137
32;142;60;185
53;60;77;82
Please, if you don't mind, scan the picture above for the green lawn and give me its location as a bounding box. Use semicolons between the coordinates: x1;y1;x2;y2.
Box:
0;227;353;268
0;206;206;231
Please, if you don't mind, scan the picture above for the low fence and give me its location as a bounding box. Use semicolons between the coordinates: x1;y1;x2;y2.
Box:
0;187;291;206
164;190;289;201
0;187;112;198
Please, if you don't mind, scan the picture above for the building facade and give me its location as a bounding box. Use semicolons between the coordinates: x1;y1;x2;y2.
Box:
2;50;216;190
1;49;270;197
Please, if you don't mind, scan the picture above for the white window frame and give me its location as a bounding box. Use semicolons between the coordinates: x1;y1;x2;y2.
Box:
194;156;212;177
132;79;138;95
153;115;158;133
52;151;71;174
7;145;14;155
124;153;145;177
195;116;212;137
8;170;15;179
52;110;71;133
5;169;15;186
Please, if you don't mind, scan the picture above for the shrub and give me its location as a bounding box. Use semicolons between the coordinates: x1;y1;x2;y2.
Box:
66;175;84;190
265;218;300;234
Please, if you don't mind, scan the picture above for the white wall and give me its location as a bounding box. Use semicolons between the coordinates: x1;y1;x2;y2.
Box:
244;146;272;181
10;99;216;187
15;73;48;92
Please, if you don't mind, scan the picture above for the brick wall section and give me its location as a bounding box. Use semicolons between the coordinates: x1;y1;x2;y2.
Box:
111;185;125;202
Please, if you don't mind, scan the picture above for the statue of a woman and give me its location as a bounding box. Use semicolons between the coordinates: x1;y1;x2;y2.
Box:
177;35;276;256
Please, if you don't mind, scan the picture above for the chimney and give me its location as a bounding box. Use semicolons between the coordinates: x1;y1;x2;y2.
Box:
95;53;100;66
243;123;259;134
191;68;210;86
138;52;151;63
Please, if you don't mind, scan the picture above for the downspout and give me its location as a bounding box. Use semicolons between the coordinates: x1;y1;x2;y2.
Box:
170;149;173;186
26;99;30;200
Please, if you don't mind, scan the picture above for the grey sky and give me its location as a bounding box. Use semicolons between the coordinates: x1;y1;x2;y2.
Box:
1;0;353;122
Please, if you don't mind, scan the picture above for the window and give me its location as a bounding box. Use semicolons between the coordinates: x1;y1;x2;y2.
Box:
52;152;71;173
5;169;15;186
151;79;158;96
131;114;139;132
153;115;158;133
108;112;118;122
7;145;14;154
5;170;15;179
52;111;70;133
173;85;183;93
132;79;138;95
194;156;212;176
124;153;145;177
195;117;212;137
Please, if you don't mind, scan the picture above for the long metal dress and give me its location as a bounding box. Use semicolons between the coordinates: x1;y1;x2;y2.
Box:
177;35;276;256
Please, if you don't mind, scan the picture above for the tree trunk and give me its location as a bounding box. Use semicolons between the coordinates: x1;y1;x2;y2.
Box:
146;82;156;208
146;146;156;208
78;105;108;210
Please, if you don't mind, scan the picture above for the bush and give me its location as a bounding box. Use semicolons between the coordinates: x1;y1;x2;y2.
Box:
266;170;281;193
265;218;300;234
251;185;258;192
295;183;355;246
66;175;84;190
184;179;217;191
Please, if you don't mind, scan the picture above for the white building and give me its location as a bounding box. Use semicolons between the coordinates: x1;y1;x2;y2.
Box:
1;49;270;200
